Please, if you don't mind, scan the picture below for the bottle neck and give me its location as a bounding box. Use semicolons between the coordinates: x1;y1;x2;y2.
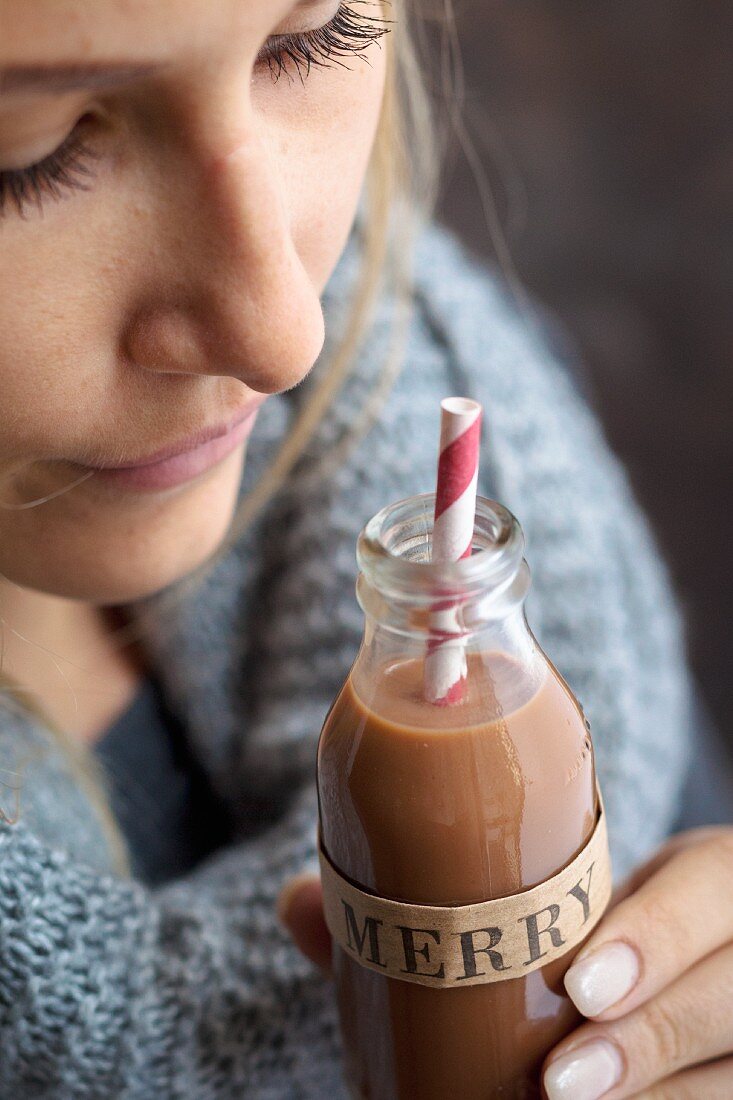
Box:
350;495;548;725
356;494;532;643
356;602;539;683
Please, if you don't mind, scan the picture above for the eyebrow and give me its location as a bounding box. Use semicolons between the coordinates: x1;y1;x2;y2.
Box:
0;63;163;95
0;1;327;95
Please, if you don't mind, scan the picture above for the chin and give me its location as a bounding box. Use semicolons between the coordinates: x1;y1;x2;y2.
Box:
0;448;245;605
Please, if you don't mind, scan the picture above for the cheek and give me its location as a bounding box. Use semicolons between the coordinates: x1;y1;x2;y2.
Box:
0;214;121;469
259;53;388;291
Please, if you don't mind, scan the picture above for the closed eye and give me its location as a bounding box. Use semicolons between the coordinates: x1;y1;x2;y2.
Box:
257;1;392;83
0;117;99;219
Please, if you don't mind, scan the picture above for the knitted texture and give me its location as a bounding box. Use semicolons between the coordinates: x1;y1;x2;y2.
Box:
0;222;693;1097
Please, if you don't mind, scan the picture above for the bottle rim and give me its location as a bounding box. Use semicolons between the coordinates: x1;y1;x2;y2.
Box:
357;493;525;603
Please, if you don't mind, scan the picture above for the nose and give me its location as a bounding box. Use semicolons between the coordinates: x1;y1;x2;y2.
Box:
125;118;326;394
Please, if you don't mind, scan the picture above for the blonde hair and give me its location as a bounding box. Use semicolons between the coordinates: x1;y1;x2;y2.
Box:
0;0;443;876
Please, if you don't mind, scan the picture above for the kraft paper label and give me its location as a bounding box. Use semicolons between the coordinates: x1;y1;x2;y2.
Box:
318;798;612;988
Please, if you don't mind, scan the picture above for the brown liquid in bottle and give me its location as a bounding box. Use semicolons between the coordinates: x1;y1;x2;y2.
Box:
317;651;598;1099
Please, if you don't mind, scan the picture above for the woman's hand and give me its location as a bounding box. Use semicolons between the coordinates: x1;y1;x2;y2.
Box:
543;826;733;1099
278;827;733;1099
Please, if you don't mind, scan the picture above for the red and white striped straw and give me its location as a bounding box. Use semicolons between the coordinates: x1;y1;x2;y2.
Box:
424;397;483;705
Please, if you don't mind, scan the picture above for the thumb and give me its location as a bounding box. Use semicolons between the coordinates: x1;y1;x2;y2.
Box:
277;874;333;975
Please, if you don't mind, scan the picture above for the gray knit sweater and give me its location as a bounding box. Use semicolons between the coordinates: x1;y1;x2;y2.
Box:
0;222;693;1098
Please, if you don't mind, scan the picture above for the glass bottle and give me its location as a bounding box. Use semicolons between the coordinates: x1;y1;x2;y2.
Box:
317;494;602;1099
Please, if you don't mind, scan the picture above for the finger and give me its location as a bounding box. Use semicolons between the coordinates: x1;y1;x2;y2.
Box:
562;831;733;1020
611;827;732;908
543;942;733;1100
634;1056;733;1099
277;875;332;975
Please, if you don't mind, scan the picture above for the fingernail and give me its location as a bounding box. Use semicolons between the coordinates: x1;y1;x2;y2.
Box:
544;1039;623;1100
564;941;640;1016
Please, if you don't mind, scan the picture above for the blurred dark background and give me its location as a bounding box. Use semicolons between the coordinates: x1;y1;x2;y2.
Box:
432;1;732;750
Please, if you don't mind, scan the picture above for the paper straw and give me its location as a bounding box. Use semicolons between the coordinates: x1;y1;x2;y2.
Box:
424;397;483;705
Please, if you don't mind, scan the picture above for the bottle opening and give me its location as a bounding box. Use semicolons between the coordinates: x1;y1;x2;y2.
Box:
358;493;525;605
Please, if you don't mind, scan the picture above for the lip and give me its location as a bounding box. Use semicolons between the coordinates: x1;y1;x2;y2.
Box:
87;398;266;492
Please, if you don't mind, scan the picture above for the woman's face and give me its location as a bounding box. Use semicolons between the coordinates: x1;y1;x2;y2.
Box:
0;1;388;603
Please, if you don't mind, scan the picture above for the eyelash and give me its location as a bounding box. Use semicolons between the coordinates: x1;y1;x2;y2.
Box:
0;125;98;219
0;1;392;220
259;1;392;83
